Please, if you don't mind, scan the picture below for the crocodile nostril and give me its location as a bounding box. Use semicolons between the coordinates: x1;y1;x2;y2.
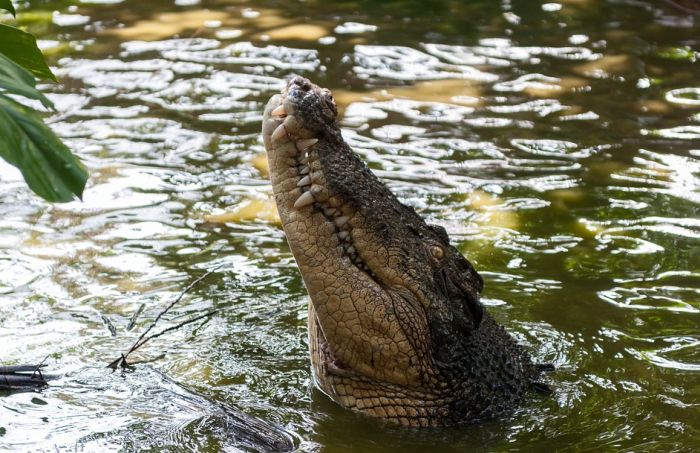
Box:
290;76;311;91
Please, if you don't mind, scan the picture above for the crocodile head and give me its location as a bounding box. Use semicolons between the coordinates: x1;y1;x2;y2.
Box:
262;77;541;427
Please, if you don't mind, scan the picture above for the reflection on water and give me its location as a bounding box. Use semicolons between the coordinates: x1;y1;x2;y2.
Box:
1;0;699;450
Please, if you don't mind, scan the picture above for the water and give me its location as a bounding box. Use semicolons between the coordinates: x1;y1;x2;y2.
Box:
1;0;699;451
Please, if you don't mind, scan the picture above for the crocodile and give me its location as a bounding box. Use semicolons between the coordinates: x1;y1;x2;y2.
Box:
262;77;549;427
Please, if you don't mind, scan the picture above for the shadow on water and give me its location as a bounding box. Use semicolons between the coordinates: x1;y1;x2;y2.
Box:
1;0;699;450
2;366;295;451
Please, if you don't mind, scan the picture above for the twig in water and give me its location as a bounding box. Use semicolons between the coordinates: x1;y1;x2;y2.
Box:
127;303;145;331
101;315;117;336
130;310;218;356
107;268;220;370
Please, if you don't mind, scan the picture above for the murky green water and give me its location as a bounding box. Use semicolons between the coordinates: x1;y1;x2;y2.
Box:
1;0;699;451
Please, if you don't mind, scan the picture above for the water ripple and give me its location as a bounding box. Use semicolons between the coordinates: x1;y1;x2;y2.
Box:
162;41;320;71
631;336;700;371
120;38;221;56
344;98;474;124
599;285;699;313
665;87;700;106
353;45;497;82
424;40;599;65
611;149;700;203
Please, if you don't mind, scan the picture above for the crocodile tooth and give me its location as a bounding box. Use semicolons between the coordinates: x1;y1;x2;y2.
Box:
334;216;349;227
297;138;318;151
294;191;315;209
309;184;327;201
299;166;310;175
300;155;309;165
347;246;356;255
271;123;288;142
324;207;337;216
283;115;300;133
262;118;281;136
297;175;311;187
271;105;286;117
338;231;349;240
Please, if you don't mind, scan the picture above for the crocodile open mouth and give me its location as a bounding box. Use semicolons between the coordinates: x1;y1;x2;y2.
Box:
262;77;374;277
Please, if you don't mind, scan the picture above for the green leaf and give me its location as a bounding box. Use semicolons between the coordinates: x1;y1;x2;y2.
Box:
0;24;56;81
0;52;53;109
0;0;16;17
0;94;88;202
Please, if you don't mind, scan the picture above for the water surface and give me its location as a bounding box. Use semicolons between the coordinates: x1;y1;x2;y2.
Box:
1;0;699;451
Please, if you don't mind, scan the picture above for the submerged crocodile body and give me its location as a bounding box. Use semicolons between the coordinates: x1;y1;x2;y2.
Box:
262;77;548;427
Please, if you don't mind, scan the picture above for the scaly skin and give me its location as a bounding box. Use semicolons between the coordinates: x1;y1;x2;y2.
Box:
262;77;544;427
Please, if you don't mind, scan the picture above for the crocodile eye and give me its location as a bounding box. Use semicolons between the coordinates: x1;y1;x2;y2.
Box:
322;89;335;104
430;245;444;259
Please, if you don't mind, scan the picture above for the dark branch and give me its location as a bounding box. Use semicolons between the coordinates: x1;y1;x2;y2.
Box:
107;268;221;370
127;303;145;331
108;310;218;369
0;358;52;390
